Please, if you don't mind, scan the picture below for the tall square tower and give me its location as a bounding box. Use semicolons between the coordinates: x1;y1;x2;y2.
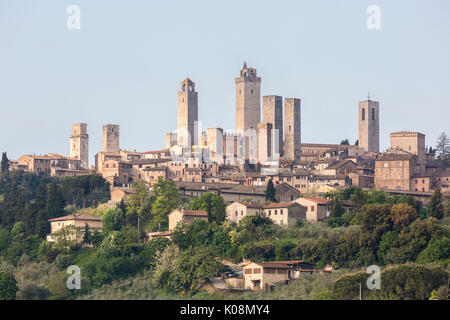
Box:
358;99;379;153
262;95;283;154
177;78;198;148
235;62;261;135
284;98;301;160
102;124;120;153
70;123;89;169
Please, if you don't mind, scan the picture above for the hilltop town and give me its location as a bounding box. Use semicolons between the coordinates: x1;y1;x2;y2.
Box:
0;63;449;301
9;62;450;200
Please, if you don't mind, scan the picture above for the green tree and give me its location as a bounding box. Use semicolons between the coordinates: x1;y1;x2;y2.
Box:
189;192;226;223
329;197;344;218
429;188;444;220
150;178;179;231
46;182;65;220
265;179;276;202
416;236;450;264
350;188;367;209
83;223;91;245
340;139;349;145
102;208;125;236
1;152;9;174
0;270;18;300
390;203;417;232
1;183;26;230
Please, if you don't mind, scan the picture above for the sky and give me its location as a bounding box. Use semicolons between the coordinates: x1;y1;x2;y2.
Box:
0;0;449;165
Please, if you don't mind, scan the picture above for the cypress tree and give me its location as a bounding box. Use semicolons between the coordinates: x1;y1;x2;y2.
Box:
1;152;9;174
265;179;276;202
46;182;65;220
429;188;444;220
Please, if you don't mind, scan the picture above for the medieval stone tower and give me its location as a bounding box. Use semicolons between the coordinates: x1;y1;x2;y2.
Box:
262;95;283;154
284;98;301;160
177;78;198;148
102;124;120;153
235;62;261;135
358;98;379;153
70;123;89;169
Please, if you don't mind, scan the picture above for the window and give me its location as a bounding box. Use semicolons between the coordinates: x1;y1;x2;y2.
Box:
275;210;277;215
241;210;244;216
253;268;261;274
280;209;284;215
362;108;366;120
372;108;375;120
251;89;254;94
311;206;314;212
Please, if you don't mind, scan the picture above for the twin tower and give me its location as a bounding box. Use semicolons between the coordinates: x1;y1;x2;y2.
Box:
176;62;301;161
235;62;301;160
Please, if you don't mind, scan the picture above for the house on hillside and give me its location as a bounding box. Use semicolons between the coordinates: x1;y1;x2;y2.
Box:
242;260;331;291
295;198;330;222
225;202;265;224
262;201;306;226
243;262;291;291
47;213;102;243
168;209;208;232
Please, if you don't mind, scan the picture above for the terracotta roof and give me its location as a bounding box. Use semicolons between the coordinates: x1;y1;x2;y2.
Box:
180;209;208;217
264;201;299;209
142;149;168;154
301;198;330;205
247;262;292;269
48;213;102;222
238;202;265;209
377;154;415;161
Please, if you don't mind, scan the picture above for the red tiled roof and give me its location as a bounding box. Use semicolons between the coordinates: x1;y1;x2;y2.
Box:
181;210;208;217
301;198;329;205
263;201;299;209
48;213;102;222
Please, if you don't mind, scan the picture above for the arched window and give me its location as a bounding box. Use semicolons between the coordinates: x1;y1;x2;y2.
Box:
362;108;366;120
372;108;375;120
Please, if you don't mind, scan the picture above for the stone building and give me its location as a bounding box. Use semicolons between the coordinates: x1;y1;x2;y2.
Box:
390;131;426;174
177;78;198;148
70;123;89;169
358;99;379;153
262;201;306;226
374;153;416;191
102;124;120;153
226;202;264;224
168;209;208;232
243;262;290;291
257;122;273;165
47;213;102;243
295;198;330;222
262;95;283;154
235;62;261;135
283;98;301;160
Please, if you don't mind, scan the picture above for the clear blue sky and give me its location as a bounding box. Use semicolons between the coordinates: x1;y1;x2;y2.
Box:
1;0;449;165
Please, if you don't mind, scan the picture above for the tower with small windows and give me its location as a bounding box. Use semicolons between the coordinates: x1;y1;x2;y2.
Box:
235;62;261;135
283;98;301;160
358;97;379;153
177;78;198;148
70;123;89;169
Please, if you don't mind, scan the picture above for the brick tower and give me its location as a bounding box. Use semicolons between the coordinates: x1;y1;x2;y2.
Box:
70;123;89;169
358;97;379;153
177;78;198;148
